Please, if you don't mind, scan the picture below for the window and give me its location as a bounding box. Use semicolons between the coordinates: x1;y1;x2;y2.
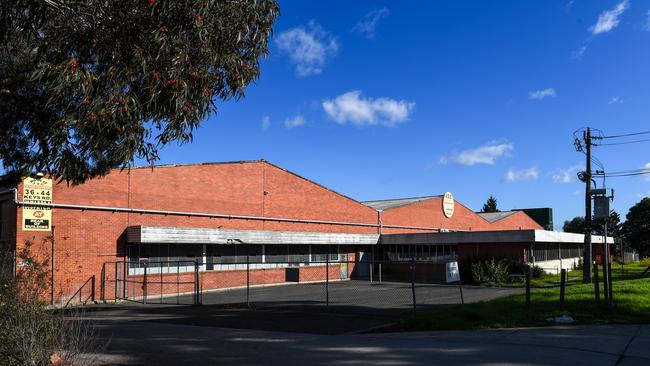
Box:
311;245;338;262
287;245;310;263
265;244;288;263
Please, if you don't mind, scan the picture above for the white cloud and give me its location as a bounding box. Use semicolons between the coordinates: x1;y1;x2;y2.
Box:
529;88;557;100
572;44;589;59
552;164;582;184
322;90;415;127
644;162;650;181
275;21;338;77
352;7;389;39
608;96;624;105
589;0;629;35
439;141;514;166
644;10;650;31
261;115;271;130
284;115;306;129
504;167;539;183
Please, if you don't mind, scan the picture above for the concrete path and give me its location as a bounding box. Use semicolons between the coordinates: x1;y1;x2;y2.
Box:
91;320;650;365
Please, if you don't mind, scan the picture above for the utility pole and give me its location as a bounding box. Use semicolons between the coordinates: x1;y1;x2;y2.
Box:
583;128;593;283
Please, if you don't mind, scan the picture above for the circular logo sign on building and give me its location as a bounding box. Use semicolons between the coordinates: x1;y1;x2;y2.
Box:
442;192;454;218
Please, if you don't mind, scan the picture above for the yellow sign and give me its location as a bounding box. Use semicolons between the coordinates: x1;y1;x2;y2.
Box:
22;177;53;231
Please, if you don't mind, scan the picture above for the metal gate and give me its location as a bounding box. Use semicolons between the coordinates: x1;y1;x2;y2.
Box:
101;260;200;305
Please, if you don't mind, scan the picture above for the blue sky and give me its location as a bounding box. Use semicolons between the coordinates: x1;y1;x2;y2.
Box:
149;1;649;228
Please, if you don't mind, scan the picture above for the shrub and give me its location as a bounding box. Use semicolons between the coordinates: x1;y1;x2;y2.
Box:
641;257;650;266
470;258;509;285
0;241;105;365
531;265;545;279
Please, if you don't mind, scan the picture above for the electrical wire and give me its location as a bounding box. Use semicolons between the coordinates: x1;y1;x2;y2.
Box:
593;138;650;146
600;130;650;139
601;171;650;178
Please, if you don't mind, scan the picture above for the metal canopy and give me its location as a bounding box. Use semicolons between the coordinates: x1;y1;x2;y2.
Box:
127;226;380;245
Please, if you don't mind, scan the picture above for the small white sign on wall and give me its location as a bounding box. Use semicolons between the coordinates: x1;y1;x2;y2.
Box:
446;261;460;283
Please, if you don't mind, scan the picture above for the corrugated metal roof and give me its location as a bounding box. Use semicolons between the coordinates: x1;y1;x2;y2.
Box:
362;195;439;211
477;211;517;223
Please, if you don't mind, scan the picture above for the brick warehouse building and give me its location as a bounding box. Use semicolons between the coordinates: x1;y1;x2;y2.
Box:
0;160;611;304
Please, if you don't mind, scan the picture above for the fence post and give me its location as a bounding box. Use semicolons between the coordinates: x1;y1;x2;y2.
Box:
246;253;250;309
593;262;600;307
91;275;96;303
114;261;118;303
411;258;417;315
123;260;127;300
602;257;609;306
143;262;148;305
608;262;613;305
194;260;200;306
525;265;531;308
326;249;330;310
370;246;374;283
100;264;105;303
560;268;566;310
379;263;382;283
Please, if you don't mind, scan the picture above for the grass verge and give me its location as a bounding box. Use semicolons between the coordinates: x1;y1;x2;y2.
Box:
401;263;650;331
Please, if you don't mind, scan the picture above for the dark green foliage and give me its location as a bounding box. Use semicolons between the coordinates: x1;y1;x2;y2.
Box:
593;210;622;237
563;211;622;237
481;195;499;213
530;265;544;279
0;0;279;183
563;216;585;234
470;258;509;285
622;198;650;257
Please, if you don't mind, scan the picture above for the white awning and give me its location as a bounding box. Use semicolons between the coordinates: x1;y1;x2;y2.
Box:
380;229;614;245
127;226;380;245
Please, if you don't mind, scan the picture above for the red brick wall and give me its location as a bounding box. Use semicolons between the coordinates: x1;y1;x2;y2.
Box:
12;162;376;303
380;198;494;234
380;197;542;234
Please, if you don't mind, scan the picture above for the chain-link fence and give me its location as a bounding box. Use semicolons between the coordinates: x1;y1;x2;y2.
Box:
101;260;198;305
101;257;483;317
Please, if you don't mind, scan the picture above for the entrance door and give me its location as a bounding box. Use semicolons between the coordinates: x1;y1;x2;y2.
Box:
339;254;348;279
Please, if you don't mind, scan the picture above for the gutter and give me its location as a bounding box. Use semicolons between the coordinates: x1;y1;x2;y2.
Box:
0;188;461;232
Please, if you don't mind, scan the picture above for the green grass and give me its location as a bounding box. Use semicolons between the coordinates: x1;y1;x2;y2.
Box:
401;262;650;331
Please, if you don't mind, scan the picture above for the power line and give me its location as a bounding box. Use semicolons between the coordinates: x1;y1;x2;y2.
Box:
595;169;650;178
601;171;650;178
600;130;650;139
593;138;650;146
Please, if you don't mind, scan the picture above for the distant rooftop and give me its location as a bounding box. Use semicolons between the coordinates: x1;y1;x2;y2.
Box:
362;195;439;211
476;211;517;223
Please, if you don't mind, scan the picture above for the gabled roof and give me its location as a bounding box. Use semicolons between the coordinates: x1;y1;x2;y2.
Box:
476;211;517;223
362;195;439;211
